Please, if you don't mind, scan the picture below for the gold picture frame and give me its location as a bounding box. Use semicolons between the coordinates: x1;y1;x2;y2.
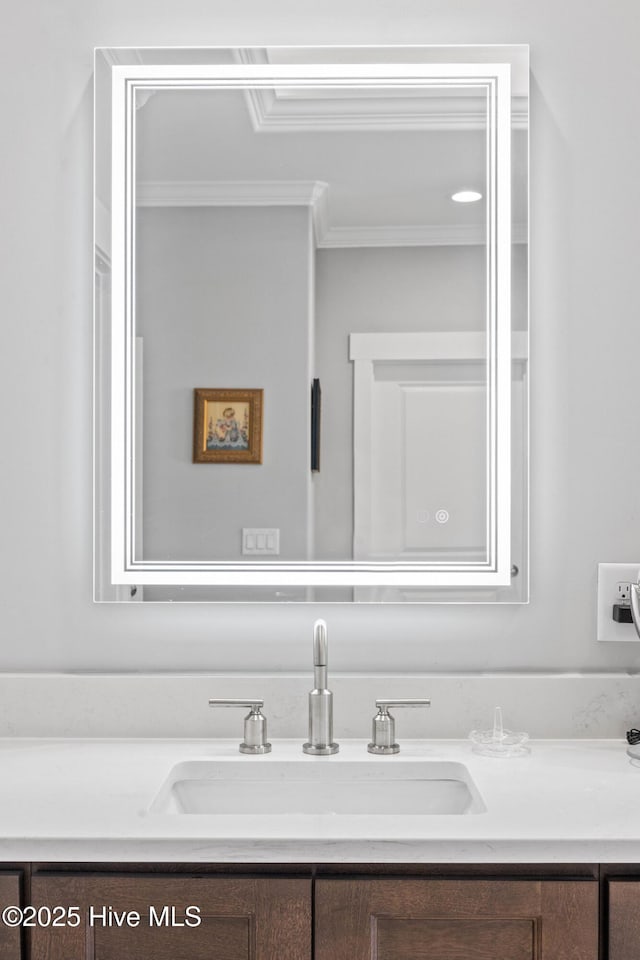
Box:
193;388;263;464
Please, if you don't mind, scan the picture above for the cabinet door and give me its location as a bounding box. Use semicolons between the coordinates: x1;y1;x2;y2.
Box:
609;880;640;960
316;878;598;960
30;874;310;960
0;872;22;960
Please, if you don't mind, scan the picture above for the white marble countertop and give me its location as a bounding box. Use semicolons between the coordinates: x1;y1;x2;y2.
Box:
1;737;639;863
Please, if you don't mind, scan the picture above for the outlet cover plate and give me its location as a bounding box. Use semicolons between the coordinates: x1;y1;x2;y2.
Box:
242;528;280;556
597;562;640;642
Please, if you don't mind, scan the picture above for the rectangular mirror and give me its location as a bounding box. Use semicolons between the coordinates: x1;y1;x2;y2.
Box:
94;45;528;602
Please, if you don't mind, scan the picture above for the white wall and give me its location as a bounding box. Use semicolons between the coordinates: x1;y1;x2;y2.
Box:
2;0;640;673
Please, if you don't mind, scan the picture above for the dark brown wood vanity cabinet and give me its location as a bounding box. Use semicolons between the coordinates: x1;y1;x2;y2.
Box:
315;878;599;960
24;871;603;960
608;881;640;960
29;875;310;960
0;872;22;960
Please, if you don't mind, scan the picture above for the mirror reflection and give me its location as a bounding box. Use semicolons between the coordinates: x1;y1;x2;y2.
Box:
94;47;528;602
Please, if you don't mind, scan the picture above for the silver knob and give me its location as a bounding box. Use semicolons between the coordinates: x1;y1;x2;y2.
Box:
367;699;431;755
208;699;272;754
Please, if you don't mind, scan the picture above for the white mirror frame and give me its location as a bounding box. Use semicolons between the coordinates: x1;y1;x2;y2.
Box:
108;56;512;589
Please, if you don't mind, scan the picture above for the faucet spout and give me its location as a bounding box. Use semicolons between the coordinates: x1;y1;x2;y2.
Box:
312;618;328;690
313;618;328;665
303;619;339;756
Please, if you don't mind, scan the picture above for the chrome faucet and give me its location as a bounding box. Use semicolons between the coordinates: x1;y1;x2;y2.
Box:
302;619;339;755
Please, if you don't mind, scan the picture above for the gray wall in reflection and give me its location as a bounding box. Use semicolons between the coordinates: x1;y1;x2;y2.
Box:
137;205;314;562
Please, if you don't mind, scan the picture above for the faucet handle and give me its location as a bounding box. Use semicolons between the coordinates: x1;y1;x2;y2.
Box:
208;699;272;754
368;698;431;755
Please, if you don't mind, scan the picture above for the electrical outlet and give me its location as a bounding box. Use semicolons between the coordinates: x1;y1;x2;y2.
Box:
617;581;631;602
597;563;640;642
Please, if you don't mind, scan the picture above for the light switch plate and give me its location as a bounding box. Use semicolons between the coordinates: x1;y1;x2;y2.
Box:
597;562;640;642
242;528;280;555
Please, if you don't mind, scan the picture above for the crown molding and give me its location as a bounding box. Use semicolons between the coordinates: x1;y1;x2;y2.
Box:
319;223;485;248
136;180;526;247
99;48;143;68
236;47;527;132
98;50;154;109
320;221;527;248
136;179;328;209
137;179;329;245
101;47;527;128
243;86;528;133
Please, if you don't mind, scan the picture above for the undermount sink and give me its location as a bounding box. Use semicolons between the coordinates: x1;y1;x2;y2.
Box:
149;757;485;816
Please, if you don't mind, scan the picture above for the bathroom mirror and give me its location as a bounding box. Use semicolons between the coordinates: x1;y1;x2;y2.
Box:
94;45;528;602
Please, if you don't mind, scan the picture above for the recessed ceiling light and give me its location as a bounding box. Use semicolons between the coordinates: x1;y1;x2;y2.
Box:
451;190;483;203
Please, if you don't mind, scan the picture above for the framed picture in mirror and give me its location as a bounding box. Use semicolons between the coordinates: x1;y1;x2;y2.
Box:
193;388;263;464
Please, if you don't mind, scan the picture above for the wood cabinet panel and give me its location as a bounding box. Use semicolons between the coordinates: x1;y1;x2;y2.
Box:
377;917;534;960
0;873;22;960
30;874;310;960
90;915;249;960
316;878;598;960
609;881;640;960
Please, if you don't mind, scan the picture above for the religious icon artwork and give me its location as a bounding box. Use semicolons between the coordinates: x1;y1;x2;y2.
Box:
193;388;263;464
